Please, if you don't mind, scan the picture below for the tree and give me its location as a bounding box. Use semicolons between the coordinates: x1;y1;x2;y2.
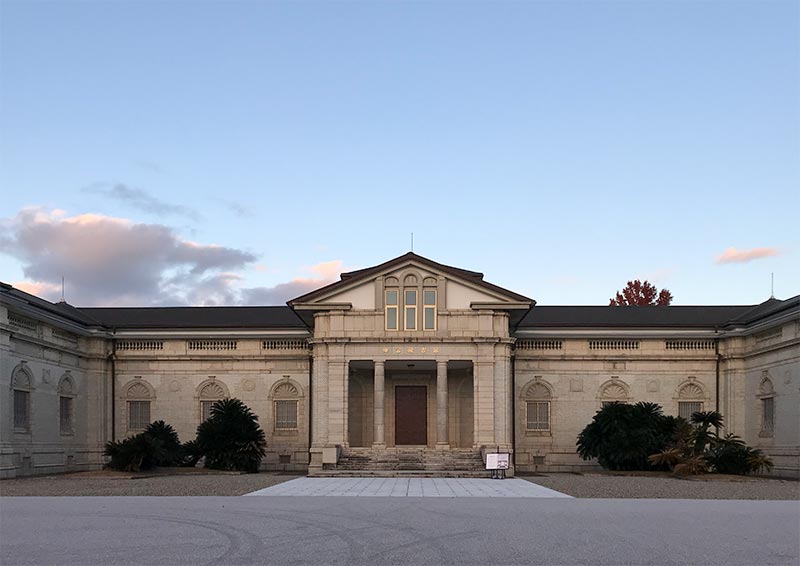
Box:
576;402;680;471
609;280;673;306
195;398;266;472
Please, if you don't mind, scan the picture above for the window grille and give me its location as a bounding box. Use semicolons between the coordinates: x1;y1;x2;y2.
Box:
188;340;237;351
117;340;164;351
678;401;703;420
275;400;298;429
60;396;74;433
385;289;398;331
761;397;774;434
526;401;550;431
517;339;563;350
13;390;30;429
665;340;714;350
201;400;216;422
128;400;151;430
589;340;639;350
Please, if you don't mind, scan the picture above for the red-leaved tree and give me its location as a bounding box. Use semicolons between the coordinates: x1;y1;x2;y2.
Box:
609;280;673;306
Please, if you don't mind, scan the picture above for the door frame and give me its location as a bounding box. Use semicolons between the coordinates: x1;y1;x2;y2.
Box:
393;384;429;446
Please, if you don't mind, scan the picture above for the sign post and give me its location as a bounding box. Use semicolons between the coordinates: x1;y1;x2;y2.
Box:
485;452;510;479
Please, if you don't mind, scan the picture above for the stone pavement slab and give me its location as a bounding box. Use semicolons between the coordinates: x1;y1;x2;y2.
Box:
244;476;572;497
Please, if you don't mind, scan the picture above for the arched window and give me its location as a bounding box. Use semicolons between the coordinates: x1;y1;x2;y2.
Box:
758;376;775;436
676;381;705;420
524;380;552;432
599;379;630;407
11;364;33;431
271;381;301;431
58;373;76;435
125;381;154;431
197;380;228;422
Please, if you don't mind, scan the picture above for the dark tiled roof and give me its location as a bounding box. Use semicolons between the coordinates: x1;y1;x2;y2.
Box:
290;252;532;305
1;282;104;327
518;305;755;329
78;306;307;329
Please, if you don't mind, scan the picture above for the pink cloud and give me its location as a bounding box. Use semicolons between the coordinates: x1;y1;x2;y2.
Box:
716;247;780;264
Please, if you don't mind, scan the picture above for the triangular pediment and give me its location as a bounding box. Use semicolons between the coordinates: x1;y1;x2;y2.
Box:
288;252;533;312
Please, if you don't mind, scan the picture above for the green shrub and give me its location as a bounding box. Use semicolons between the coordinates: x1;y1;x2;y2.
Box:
706;434;774;475
144;420;182;466
576;402;679;471
195;398;266;472
104;433;166;472
180;440;203;467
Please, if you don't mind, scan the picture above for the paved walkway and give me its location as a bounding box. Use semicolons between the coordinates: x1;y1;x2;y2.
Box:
244;477;572;497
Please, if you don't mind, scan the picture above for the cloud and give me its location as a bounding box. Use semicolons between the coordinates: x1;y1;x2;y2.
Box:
716;247;780;264
84;183;200;221
1;207;256;306
239;260;347;305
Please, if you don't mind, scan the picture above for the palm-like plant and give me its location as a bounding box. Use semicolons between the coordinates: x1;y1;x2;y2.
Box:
577;402;679;471
689;411;724;454
195;398;266;472
144;420;182;466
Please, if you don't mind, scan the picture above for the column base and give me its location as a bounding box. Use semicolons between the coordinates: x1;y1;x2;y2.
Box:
435;442;450;450
371;442;386;449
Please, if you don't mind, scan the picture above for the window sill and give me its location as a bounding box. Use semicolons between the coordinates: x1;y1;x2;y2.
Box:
525;430;552;437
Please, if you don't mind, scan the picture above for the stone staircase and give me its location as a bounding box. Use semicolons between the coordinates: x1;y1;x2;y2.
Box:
312;447;489;477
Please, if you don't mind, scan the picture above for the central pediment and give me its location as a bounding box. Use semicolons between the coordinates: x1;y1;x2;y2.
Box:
288;252;533;313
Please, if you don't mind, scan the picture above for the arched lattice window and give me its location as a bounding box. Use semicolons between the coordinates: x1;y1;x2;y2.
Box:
758;376;775;436
58;373;76;434
125;381;154;431
599;380;630;407
524;381;552;432
272;381;301;430
677;381;705;420
11;364;33;431
197;380;229;422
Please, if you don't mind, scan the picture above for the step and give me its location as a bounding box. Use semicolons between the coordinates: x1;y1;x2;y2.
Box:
309;470;493;478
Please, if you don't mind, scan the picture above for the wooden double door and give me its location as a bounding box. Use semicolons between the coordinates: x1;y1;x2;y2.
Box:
394;386;427;445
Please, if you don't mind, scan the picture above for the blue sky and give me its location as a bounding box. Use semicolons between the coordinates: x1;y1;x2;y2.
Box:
1;1;798;307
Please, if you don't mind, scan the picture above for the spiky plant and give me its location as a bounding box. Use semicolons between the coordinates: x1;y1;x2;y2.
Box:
689;411;724;455
576;402;679;471
195;398;266;472
144;420;182;466
104;433;166;472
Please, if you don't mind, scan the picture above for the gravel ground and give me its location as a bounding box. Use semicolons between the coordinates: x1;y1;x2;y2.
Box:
0;471;298;497
523;472;800;499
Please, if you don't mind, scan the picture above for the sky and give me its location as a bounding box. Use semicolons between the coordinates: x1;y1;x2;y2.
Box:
1;0;798;307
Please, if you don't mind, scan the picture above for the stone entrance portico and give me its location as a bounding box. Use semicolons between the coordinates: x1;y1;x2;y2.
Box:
292;254;530;475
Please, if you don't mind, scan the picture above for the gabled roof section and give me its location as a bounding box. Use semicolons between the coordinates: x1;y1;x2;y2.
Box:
288;252;533;307
1;281;104;327
725;295;800;327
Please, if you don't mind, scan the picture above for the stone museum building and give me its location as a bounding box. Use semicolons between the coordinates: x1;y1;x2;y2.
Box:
1;253;798;478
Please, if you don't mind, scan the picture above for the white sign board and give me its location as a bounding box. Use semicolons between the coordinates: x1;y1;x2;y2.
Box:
485;453;510;470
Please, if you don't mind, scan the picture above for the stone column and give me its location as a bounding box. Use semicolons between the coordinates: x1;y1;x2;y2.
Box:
373;361;386;447
436;360;449;448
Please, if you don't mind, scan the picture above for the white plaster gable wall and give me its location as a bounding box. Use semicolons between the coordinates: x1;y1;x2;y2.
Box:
445;280;504;309
324;283;375;310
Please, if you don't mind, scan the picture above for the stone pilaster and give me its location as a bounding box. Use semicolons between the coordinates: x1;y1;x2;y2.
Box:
436;360;449;448
373;361;386;447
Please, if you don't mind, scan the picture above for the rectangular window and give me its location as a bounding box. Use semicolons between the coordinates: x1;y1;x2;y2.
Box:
201;400;216;422
678;401;703;420
128;400;150;430
275;400;298;429
13;390;29;430
60;396;73;434
526;401;550;431
762;397;774;434
404;289;417;330
385;290;398;330
423;289;436;330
